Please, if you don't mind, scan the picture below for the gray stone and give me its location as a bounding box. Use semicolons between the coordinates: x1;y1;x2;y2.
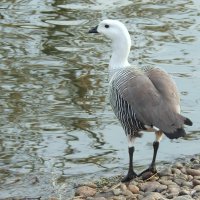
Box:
159;179;175;186
181;167;187;174
186;168;200;176
194;185;200;192
194;176;200;180
159;167;172;176
92;198;106;200
175;162;184;169
187;175;193;181
122;189;133;196
172;195;194;200
112;196;126;200
173;178;185;186
179;189;190;195
172;168;182;175
143;192;167;200
75;186;96;197
168;185;180;196
192;191;200;199
120;183;127;192
193;179;200;186
182;180;193;188
128;185;139;194
112;188;122;196
140;181;167;192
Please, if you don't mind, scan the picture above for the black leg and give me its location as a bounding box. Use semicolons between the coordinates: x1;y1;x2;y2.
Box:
121;146;137;182
150;141;159;170
138;141;159;179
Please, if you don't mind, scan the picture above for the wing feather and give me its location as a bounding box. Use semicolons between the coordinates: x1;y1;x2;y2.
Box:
111;67;184;133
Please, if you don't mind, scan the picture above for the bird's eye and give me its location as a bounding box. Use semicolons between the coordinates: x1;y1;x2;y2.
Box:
105;24;109;28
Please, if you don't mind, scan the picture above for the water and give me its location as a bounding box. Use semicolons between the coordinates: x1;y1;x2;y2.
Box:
0;0;200;199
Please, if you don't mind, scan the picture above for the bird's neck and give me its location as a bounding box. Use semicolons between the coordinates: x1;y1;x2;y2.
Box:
109;36;131;75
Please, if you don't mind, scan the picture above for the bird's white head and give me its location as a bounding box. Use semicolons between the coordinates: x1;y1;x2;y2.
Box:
89;19;131;72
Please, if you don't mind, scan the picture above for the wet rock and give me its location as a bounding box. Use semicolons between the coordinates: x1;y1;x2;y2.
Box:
112;188;122;196
140;181;167;192
190;158;199;164
172;168;182;175
175;162;184;169
120;183;127;192
172;195;194;200
75;186;96;197
128;184;139;194
142;192;167;200
186;168;200;176
159;167;172;176
84;182;97;188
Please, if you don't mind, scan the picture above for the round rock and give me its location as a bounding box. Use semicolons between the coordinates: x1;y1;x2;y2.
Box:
75;186;96;197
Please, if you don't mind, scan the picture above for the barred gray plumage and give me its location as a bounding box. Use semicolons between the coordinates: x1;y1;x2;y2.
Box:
109;68;145;136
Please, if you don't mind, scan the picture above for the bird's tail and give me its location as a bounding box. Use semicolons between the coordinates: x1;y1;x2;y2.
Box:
164;128;186;139
164;115;192;139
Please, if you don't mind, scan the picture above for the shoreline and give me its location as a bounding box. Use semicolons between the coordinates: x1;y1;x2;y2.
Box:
73;154;200;200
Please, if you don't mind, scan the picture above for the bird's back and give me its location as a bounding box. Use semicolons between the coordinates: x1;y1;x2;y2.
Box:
109;66;190;136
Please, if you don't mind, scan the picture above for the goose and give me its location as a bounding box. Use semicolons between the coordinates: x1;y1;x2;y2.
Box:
88;19;192;182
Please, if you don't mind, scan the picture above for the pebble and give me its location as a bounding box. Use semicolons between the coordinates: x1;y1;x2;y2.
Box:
172;168;182;175
140;181;167;192
179;189;190;195
193;185;200;192
172;195;194;200
120;183;127;192
128;184;139;194
186;168;200;176
122;189;133;196
112;188;121;196
112;196;126;200
75;186;96;197
167;184;180;196
142;192;167;200
175;162;184;169
193;179;200;186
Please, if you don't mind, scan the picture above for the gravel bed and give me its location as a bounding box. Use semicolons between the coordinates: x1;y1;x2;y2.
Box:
73;155;200;200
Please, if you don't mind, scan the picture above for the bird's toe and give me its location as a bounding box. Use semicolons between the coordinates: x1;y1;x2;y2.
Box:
121;171;137;182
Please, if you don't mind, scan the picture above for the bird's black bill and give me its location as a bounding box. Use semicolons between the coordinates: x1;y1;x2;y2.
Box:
88;25;98;33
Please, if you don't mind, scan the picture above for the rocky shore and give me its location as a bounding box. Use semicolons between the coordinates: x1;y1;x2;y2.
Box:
73;155;200;200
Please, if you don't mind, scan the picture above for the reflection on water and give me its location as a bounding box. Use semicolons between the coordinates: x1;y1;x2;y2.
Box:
0;0;200;198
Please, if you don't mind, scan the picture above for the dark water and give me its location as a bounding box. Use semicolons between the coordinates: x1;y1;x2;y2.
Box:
0;0;200;199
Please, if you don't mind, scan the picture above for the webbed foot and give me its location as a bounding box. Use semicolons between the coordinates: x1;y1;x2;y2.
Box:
138;167;157;181
121;171;137;182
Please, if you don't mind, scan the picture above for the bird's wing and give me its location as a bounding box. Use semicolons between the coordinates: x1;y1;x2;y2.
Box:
111;67;184;133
